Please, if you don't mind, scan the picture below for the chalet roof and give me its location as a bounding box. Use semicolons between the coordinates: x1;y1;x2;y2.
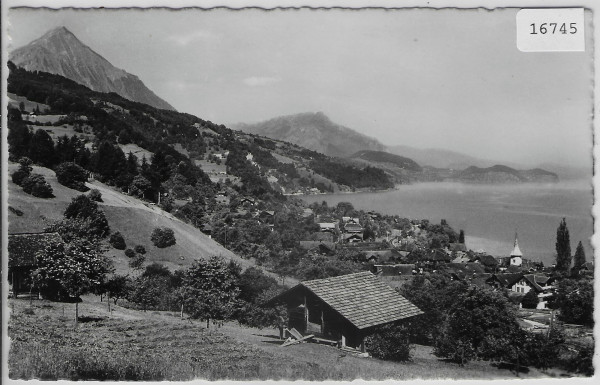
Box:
521;274;545;292
8;232;62;267
489;273;523;287
267;272;423;330
375;264;415;276
344;223;364;231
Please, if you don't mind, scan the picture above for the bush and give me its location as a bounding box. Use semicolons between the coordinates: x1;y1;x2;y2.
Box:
22;174;54;198
521;290;539;309
109;232;126;250
88;189;103;202
365;324;412;362
124;248;136;258
134;245;146;255
55;162;89;192
11;169;30;186
151;227;176;248
129;254;146;270
64;195;110;238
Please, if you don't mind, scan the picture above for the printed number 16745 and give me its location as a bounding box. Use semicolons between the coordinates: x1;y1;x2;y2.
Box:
530;23;577;35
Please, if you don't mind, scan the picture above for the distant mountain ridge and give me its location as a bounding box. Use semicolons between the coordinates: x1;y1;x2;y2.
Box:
233;112;385;158
455;165;559;184
9;26;175;111
350;150;422;172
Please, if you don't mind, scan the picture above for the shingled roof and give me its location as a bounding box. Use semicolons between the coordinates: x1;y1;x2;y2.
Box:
8;232;62;267
269;271;423;330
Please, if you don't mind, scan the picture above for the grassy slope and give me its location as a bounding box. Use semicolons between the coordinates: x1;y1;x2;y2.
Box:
8;296;559;381
7;163;257;274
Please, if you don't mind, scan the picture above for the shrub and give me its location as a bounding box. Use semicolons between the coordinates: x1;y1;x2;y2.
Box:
129;254;146;270
88;189;103;202
109;232;127;250
11;169;30;186
64;195;110;238
22;174;54;198
521;290;539;309
124;248;136;258
365;324;412;362
12;157;33;186
134;245;147;255
55;162;89;192
151;227;176;248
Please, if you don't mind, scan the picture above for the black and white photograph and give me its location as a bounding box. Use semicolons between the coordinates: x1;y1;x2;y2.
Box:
2;0;597;381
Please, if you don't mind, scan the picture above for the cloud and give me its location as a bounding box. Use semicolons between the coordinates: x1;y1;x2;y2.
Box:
243;76;281;87
166;30;216;46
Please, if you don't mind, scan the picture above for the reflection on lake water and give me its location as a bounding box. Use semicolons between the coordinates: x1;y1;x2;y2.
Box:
300;182;593;265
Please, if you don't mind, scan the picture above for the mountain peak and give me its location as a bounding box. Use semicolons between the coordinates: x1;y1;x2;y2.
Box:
10;27;175;111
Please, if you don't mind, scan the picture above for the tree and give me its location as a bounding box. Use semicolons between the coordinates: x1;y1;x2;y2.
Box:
521;289;539;309
32;239;112;325
434;287;521;365
555;218;571;273
551;278;594;326
55;162;89;191
109;232;126;250
130;175;152;199
88;189;103;202
64;195;110;238
104;275;132;305
151;227;176;248
238;267;278;303
573;241;586;270
21;174;54;198
458;229;465;244
19;101;25;112
29;128;57;167
11;157;33;186
365;324;412;362
179;256;240;327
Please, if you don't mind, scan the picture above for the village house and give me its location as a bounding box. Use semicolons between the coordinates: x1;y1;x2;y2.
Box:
264;271;423;352
8;232;62;297
509;274;555;309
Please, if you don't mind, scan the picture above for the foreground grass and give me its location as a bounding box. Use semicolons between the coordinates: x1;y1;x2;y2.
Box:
8;298;557;381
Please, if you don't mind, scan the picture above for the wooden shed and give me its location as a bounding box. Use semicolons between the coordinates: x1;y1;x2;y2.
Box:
264;271;423;351
8;232;62;297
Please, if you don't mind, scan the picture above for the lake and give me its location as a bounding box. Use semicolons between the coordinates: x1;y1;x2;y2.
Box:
300;182;594;265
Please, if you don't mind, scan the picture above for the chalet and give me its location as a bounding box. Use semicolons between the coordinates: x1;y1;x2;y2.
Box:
486;273;523;290
342;233;363;243
363;249;402;264
444;262;486;281
318;222;337;233
239;197;256;206
215;193;230;205
371;264;416;276
342;217;361;225
264;272;423;351
8;232;62;297
301;208;314;218
201;224;213;238
509;274;554;309
344;223;364;234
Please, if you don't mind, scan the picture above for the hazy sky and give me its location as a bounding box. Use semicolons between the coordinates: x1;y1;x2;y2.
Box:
7;7;593;168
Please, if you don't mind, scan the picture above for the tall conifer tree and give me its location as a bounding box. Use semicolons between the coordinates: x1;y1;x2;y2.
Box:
555;218;571;273
573;241;586;269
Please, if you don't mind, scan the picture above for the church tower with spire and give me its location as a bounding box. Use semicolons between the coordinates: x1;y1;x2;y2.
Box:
509;233;523;266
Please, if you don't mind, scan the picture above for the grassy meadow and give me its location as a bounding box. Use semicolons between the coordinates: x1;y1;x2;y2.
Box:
8;296;564;381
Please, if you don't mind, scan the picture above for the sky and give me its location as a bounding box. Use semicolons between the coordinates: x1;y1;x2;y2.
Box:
7;7;594;168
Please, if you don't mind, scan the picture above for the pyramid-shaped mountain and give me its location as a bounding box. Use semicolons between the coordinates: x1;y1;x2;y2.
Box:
9;26;175;111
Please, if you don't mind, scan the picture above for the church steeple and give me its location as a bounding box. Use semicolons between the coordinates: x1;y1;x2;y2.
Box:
510;233;523;257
